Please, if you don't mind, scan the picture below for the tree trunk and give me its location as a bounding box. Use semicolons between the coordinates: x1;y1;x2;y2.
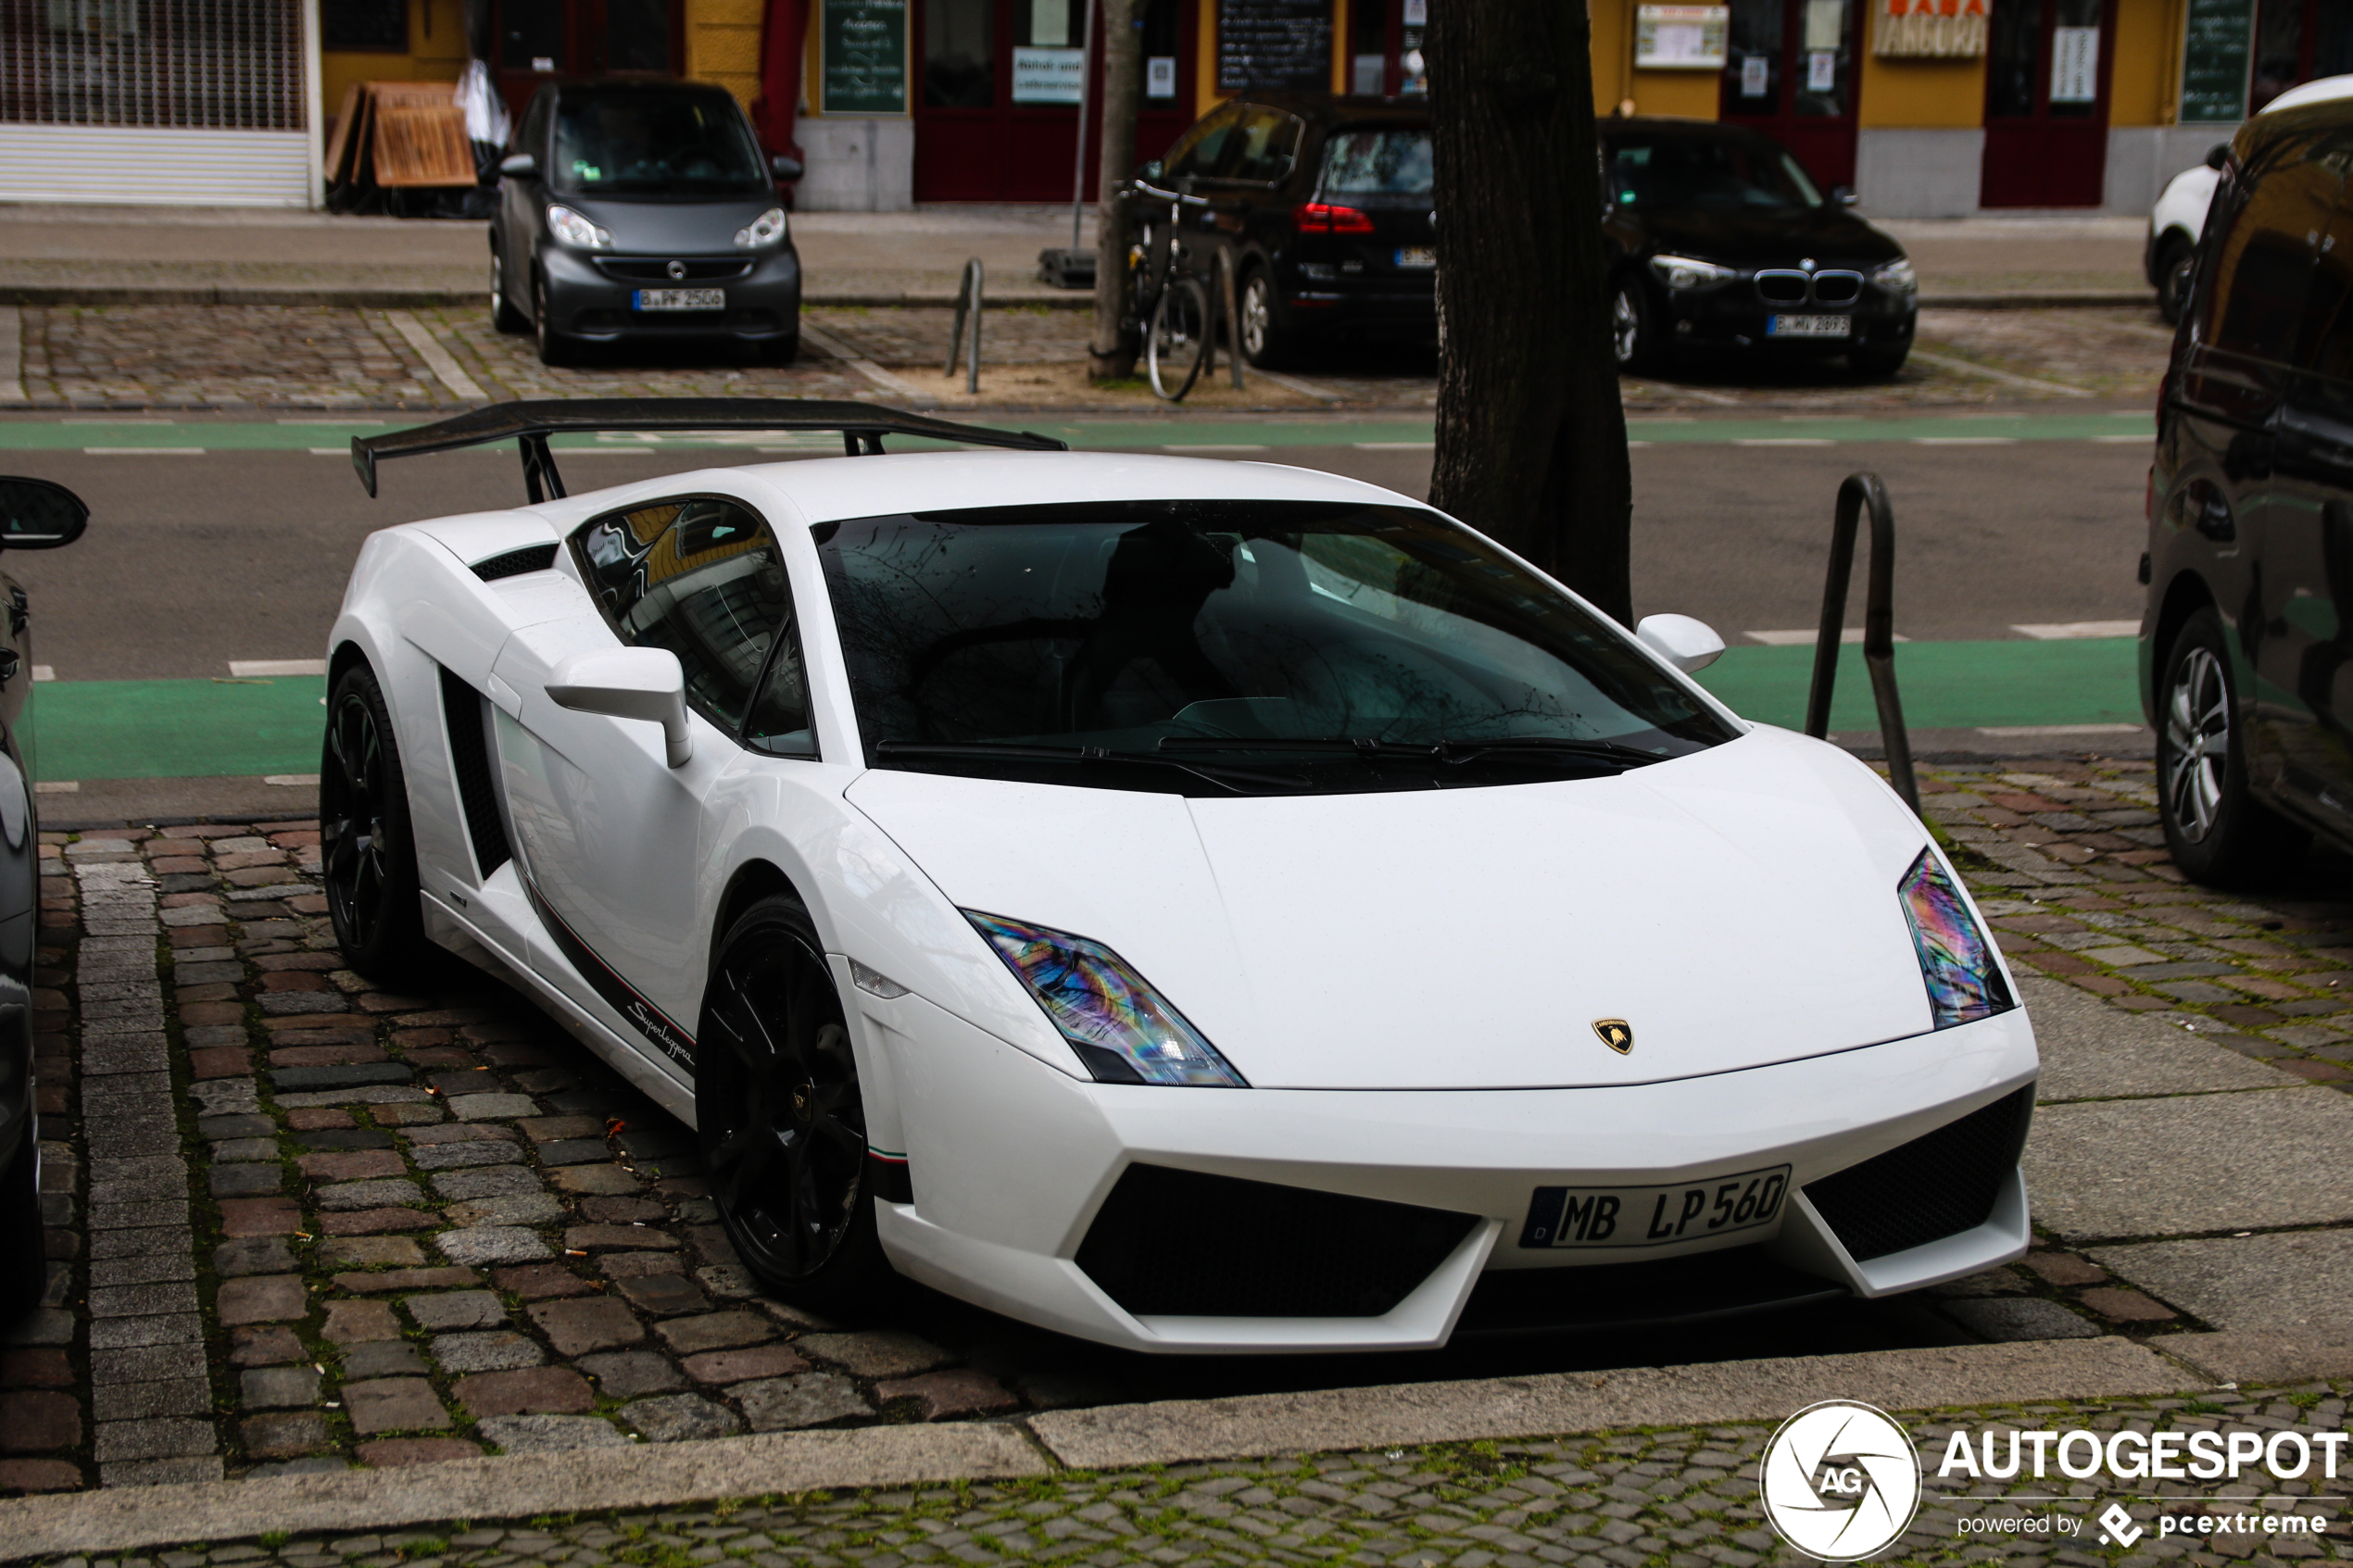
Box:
1089;0;1143;381
1427;0;1633;625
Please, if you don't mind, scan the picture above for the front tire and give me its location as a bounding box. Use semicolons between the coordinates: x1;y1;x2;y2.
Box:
2158;607;2304;886
2154;235;2195;326
0;1127;43;1327
1611;281;1657;373
1238;270;1292;369
534;275;576;367
697;895;890;1314
321;661;430;981
491;246;528;333
1849;339;1911;377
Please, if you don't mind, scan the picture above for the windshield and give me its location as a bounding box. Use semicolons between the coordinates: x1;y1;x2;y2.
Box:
1607;136;1822;210
1321;128;1433;196
815;500;1735;797
553;91;768;195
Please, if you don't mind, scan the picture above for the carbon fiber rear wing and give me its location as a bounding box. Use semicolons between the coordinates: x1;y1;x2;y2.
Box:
350;398;1069;504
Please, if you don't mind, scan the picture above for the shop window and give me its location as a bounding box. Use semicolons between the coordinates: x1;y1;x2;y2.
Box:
6;0;306;127
606;0;669;70
500;0;563;69
1142;0;1180;97
1984;0;2039;119
1726;0;1782;111
322;0;406;52
925;0;993;107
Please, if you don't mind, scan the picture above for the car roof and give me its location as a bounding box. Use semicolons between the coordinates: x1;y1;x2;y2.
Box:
2262;73;2353;115
1600;115;1779;142
1231;91;1429;128
728;449;1410;527
2235;86;2353;164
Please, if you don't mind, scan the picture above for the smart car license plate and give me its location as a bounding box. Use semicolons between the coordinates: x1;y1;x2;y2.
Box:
1768;313;1850;338
1519;1165;1791;1248
634;288;725;312
1394;246;1437;270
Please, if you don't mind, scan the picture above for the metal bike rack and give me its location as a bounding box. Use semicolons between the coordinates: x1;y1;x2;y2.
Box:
944;257;983;395
1805;472;1920;814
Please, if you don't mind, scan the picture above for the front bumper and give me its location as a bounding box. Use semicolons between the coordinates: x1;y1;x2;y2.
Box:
539;244;801;341
862;989;2038;1353
1661;279;1915;354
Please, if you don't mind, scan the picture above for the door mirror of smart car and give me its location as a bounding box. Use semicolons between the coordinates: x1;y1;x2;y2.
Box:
1139;159;1164;182
770;154;804;182
1831;184;1860;207
1635;613;1725;674
2206;144;2229;170
0;477;87;550
547;647;693;767
500;152;537;179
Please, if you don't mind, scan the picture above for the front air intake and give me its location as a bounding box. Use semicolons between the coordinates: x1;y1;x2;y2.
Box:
1076;1164;1478;1318
1804;1086;2032;1261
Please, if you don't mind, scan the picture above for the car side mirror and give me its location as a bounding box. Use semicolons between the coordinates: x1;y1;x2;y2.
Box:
547;647;692;767
770;154;804;182
0;477;87;550
499;152;537;178
1139;159;1164;182
1831;184;1860;207
2206;144;2229;170
1635;613;1725;674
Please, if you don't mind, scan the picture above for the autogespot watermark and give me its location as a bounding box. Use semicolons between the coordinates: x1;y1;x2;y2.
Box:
1756;1400;2345;1561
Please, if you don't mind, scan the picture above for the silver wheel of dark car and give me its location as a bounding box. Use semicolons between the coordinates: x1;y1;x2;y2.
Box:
533;275;574;367
321;662;428;980
698;895;889;1311
1612;283;1654;371
1239;270;1289;369
2156;607;2304;886
490;247;527;333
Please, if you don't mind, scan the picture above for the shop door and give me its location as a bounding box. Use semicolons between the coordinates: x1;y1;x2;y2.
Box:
914;0;1192;202
1980;0;2116;208
492;0;683;122
1718;0;1860;190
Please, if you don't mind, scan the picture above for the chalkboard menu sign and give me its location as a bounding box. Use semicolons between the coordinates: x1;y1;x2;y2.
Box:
323;0;406;52
1217;0;1332;94
2180;0;2251;123
822;0;908;116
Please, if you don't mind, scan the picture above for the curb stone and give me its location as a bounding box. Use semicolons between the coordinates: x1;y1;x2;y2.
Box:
0;1335;2241;1559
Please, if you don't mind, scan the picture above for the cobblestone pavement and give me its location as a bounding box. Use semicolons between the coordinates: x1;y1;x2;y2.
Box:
19;1386;2353;1566
6;756;2351;1501
3;304;2170;413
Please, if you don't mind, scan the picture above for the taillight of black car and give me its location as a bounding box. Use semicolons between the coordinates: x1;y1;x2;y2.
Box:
1293;202;1377;234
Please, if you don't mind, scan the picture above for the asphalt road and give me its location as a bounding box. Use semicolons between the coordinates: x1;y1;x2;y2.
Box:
0;419;2150;681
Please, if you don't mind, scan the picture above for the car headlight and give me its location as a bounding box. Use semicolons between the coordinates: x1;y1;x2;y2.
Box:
1650;255;1739;291
1873;257;1918;295
1899;849;2014;1029
546;205;611;249
965;911;1247;1086
734;207;787;248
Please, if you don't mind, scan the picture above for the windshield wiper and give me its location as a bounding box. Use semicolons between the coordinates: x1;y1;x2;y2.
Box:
1158;735;1661;771
873;740;1303;793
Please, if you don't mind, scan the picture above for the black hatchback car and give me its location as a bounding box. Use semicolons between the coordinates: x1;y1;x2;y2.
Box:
2146;94;2353;884
1143;94;1433;368
1600;118;1917;377
491;78;803;367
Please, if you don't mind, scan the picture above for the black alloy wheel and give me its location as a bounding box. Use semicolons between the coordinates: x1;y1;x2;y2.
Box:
534;274;575;367
0;1131;42;1326
1239;270;1291;369
2157;607;2304;886
491;246;528;333
1849;339;1911;378
320;661;429;980
1611;281;1655;372
697;895;889;1311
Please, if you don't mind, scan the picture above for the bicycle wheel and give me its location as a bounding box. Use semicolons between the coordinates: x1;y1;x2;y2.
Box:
1148;276;1211;402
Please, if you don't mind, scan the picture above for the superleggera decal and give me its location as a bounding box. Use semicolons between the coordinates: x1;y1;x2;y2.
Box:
520;871;698;1069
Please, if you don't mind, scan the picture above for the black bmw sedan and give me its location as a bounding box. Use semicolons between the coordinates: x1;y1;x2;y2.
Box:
1602;118;1917;378
491;78;804;367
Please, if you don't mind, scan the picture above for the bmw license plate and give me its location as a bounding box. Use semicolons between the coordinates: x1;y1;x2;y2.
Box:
633;288;725;312
1519;1164;1791;1248
1394;245;1437;270
1768;313;1851;338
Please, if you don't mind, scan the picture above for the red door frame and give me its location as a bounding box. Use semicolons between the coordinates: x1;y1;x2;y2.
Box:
1979;0;2118;209
1718;0;1863;191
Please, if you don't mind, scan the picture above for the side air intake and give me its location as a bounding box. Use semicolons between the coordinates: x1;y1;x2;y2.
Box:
438;665;511;879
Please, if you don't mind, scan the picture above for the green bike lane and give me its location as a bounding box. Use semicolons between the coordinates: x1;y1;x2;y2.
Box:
26;639;2142;783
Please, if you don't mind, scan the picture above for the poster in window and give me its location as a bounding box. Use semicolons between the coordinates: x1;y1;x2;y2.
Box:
1216;0;1332;93
1740;55;1768;94
2179;0;2251;122
2049;25;2097;102
1013;45;1085;102
1806;49;1836;90
1633;5;1728;69
1872;0;1986;58
822;0;907;115
1147;55;1177;95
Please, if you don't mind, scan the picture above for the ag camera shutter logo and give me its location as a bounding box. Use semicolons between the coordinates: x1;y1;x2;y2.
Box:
1760;1400;1923;1562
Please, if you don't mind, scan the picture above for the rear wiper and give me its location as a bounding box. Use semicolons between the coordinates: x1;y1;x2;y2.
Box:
873;740;1304;792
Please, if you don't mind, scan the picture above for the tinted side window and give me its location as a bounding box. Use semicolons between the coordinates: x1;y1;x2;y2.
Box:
1163;103;1243;179
1225;108;1302;182
573;497;791;734
743;622;816;758
2200;132;2342;364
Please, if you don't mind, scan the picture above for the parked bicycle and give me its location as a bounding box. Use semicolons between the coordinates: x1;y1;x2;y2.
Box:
1124;179;1214;401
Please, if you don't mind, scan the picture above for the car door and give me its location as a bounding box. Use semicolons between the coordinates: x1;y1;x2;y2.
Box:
1195;104;1302;274
491;493;811;1069
498;88;552;311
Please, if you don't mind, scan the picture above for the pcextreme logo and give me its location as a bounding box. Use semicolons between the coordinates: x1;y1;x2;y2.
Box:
1758;1400;1923;1562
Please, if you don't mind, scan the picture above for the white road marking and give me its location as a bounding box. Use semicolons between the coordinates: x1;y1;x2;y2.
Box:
2012;621;2142;639
31;665;53;682
90;447;201;455
1976;723;2146;736
32;781;77;794
384;310;488;402
264;773;321;786
61;417;171;424
1353;441;1434;450
1913;436;2019;445
2091;433;2152;443
309;448;353;456
1745;628;1909;645
1731;437;1836;446
796;323;938;406
230;659;328;677
1908;350;2094;397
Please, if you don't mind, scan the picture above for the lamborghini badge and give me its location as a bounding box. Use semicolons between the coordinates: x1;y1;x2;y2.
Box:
1592;1018;1633;1054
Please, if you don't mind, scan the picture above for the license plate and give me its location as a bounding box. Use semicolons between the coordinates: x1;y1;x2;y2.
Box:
1768;313;1851;338
1394;246;1436;270
634;288;725;312
1519;1165;1791;1249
